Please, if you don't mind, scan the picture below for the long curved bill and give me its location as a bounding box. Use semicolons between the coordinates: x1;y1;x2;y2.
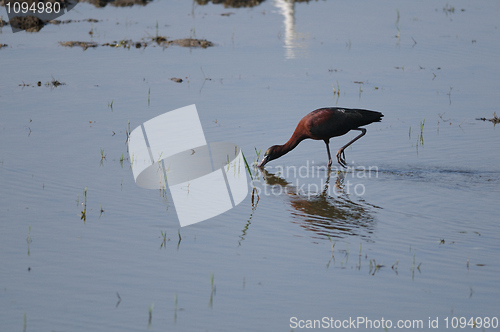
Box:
257;156;269;168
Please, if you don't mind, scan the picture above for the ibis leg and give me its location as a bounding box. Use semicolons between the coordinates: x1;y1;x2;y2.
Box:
336;128;367;167
324;139;333;167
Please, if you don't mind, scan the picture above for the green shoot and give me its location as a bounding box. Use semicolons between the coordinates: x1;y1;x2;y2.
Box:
241;151;253;180
254;147;261;161
174;294;178;322
148;303;154;326
26;225;32;245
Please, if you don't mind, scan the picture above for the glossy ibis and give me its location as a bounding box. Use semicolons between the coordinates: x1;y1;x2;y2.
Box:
258;107;383;168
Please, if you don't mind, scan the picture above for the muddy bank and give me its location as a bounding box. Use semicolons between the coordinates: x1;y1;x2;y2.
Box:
195;0;311;8
79;0;151;7
0;0;74;6
9;15;44;32
1;0;145;32
195;0;264;8
50;18;99;24
2;0;79;31
60;37;214;50
1;0;149;8
1;15;101;32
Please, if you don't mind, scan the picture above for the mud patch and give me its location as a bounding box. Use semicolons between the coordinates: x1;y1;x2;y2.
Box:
79;0;152;7
59;41;98;50
195;0;264;8
1;16;101;32
9;15;44;32
49;18;100;24
167;38;213;48
2;0;79;32
61;37;214;50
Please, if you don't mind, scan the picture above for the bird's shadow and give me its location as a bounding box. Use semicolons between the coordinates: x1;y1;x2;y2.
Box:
259;168;379;242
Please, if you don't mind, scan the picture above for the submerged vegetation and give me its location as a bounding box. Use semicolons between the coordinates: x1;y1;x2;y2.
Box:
209;273;216;308
26;225;32;256
419;118;425;146
148;303;154;326
326;241;422;278
409;118;425;152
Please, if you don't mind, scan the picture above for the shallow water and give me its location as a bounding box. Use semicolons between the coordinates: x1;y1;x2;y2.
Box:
1;0;499;331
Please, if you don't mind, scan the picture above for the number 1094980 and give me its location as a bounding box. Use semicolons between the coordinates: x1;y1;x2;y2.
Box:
6;1;61;14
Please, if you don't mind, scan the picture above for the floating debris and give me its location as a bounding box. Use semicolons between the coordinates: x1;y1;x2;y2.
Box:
19;78;66;88
476;112;499;125
171;78;183;83
48;79;65;87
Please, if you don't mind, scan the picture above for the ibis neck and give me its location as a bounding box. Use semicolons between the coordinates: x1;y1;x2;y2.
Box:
275;133;305;159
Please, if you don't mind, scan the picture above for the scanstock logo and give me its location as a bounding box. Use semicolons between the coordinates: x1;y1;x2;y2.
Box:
128;105;248;227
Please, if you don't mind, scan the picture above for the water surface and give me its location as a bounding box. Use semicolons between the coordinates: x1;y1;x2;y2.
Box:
1;0;499;331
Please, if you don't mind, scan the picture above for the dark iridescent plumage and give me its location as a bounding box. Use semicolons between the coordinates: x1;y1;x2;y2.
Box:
258;107;383;168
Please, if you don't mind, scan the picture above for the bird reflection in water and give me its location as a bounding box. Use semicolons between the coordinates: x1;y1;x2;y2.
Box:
260;168;379;241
